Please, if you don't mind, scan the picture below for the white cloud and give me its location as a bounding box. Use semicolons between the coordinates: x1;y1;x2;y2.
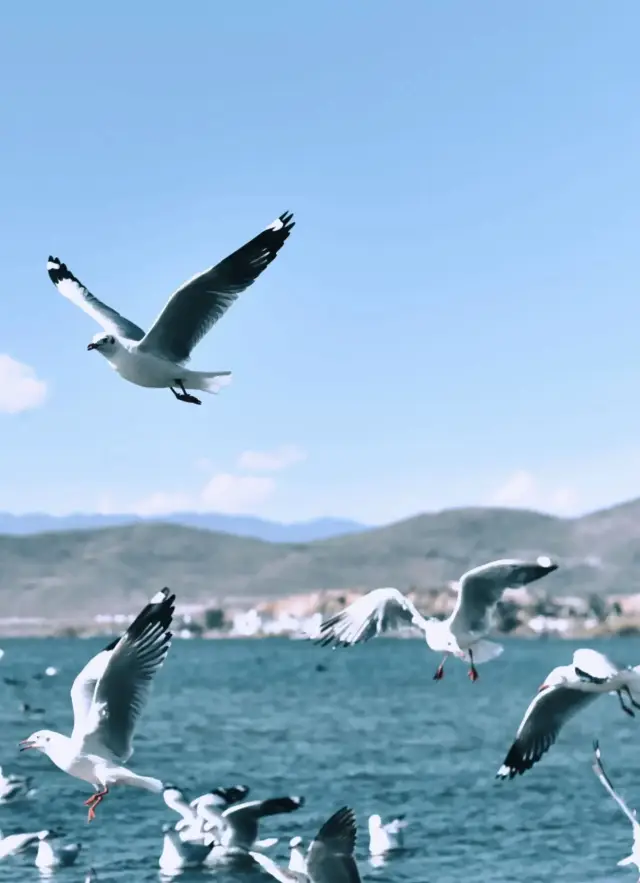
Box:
490;470;535;506
489;470;578;515
125;447;301;516
200;473;275;513
237;444;306;472
131;492;193;517
0;355;47;414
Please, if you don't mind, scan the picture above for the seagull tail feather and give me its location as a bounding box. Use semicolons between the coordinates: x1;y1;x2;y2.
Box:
185;371;233;394
461;639;504;665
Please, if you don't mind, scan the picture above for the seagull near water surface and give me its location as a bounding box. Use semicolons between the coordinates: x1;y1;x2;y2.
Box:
46;211;295;405
250;806;361;883
496;649;640;779
317;556;558;680
19;588;175;820
592;740;640;874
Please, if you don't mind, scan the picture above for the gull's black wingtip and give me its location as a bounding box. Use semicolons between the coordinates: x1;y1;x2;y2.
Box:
278;210;295;229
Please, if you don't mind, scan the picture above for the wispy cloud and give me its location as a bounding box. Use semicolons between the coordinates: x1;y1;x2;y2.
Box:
0;355;47;414
237;444;307;472
122;445;305;516
490;470;577;514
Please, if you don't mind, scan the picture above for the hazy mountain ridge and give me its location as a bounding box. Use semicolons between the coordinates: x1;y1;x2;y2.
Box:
0;512;366;542
3;500;640;618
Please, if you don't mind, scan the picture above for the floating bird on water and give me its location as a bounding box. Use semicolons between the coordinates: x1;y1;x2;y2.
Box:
317;557;558;680
33;830;82;869
496;649;640;779
250;806;361;882
159;823;213;872
592;740;640;874
367;813;407;856
46;211;295;405
288;836;306;873
19;588;175;821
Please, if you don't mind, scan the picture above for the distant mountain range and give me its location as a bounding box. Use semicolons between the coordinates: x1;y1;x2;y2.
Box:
0;512;367;542
3;498;640;619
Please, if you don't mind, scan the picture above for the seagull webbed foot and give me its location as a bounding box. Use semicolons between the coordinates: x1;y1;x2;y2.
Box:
170;382;202;405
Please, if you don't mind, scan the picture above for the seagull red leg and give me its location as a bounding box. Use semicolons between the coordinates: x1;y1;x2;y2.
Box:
84;786;109;822
433;656;447;680
468;648;479;682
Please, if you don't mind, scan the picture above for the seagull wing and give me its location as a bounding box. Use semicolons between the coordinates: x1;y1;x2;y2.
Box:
249;852;305;883
593;741;639;827
573;648;620;681
196;785;250;809
223;796;304;822
74;588;175;761
306;807;361;883
316;587;429;648
136;212;295;364
46;257;145;341
449;557;558;640
496;684;598;779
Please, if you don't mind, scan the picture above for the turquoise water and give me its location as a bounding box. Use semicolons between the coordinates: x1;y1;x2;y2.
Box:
0;636;638;882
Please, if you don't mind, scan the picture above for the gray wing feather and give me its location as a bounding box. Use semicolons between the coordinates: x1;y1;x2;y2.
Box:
316;588;428;648
306;807;361;883
46;257;145;340
224;796;303;821
496;685;598;779
451;558;557;638
77;589;175;760
137;212;295;363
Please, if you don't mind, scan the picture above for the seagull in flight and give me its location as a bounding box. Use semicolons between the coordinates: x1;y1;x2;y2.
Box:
193;794;304;854
19;588;175;820
250;806;361;883
496;649;640;779
592;740;640;874
317;557;558;680
46;211;295;405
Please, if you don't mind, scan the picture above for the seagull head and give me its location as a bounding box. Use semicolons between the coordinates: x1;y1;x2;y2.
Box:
87;332;117;355
18;730;59;755
368;814;383;833
38;829;63;841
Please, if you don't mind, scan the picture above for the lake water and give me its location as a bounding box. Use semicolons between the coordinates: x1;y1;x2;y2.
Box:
0;635;638;882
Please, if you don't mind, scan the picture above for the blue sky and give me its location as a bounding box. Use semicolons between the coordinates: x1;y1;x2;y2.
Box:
2;1;640;524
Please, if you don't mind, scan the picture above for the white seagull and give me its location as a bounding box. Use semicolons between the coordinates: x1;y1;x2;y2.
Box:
367;813;407;856
158;824;213;872
496;649;640;779
288;836;307;873
317;557;558;680
593;740;640;874
46;211;295;405
19;588;175;820
193;795;304;855
250;806;361;883
0;830;53;861
33;831;82;869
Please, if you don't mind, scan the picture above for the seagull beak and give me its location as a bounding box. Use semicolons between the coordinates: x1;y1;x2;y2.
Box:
18;740;35;751
537;684;550;693
87;343;97;351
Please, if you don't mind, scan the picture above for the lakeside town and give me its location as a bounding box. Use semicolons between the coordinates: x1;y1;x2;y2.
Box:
3;579;640;640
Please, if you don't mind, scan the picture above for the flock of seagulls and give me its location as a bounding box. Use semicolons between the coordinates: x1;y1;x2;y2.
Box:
0;588;406;880
0;228;628;878
0;555;637;878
